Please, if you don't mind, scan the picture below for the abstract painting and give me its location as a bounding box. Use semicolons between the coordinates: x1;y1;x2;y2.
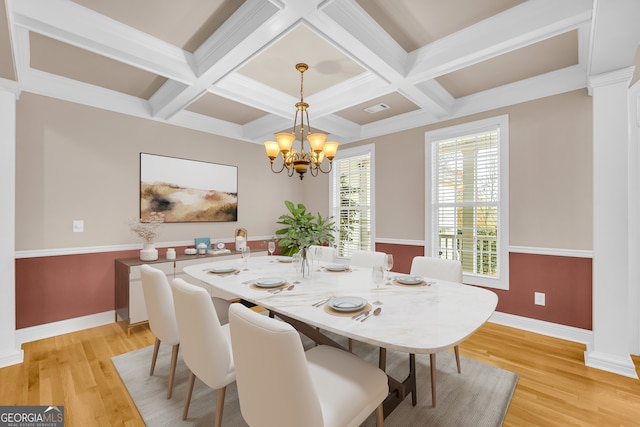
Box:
140;153;237;222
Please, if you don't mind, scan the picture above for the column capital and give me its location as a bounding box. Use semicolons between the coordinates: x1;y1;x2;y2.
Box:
0;78;20;98
588;66;635;95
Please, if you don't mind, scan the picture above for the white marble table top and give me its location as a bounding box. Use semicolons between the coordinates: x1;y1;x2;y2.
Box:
183;255;498;354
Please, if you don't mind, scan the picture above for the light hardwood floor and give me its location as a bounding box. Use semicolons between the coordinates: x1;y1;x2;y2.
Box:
1;320;639;426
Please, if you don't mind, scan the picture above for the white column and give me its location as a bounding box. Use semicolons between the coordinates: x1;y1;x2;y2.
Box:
585;67;638;378
0;87;22;367
629;81;640;356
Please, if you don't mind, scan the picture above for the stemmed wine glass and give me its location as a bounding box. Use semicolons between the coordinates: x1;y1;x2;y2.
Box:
292;252;302;283
372;265;384;305
241;246;251;270
268;241;276;261
384;254;394;282
314;246;322;271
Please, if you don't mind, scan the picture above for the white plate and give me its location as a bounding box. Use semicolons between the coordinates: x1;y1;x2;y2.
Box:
328;296;367;312
276;256;293;263
254;277;286;288
325;264;349;272
210;266;236;274
395;275;424;285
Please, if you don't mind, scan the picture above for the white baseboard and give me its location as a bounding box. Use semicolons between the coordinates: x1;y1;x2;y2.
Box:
489;311;593;344
584;348;639;379
0;348;24;368
15;311;115;346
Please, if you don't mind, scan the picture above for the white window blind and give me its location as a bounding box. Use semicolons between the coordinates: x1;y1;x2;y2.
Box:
427;115;509;289
330;146;373;258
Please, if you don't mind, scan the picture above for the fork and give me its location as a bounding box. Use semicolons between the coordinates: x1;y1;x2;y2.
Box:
352;310;369;320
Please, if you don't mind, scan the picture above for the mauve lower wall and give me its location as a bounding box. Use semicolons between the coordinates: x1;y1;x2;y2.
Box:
497;252;592;330
15;250;136;329
15;245;592;330
376;243;592;330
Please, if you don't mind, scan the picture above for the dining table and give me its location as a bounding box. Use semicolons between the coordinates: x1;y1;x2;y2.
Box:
183;254;498;416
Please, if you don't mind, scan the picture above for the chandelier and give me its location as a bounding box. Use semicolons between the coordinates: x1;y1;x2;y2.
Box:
264;63;339;180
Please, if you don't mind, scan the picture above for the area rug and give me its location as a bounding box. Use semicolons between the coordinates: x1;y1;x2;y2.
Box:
112;336;517;426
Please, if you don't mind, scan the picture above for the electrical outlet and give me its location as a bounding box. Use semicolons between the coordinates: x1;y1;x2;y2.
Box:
73;220;84;233
534;292;545;306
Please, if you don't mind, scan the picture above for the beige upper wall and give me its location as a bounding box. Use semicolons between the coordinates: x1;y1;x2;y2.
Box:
15;93;306;251
15;89;592;252
356;89;593;251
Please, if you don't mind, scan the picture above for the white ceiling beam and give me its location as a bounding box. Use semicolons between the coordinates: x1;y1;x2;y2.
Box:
150;0;287;120
20;68;152;119
406;0;593;83
399;80;455;118
167;110;245;142
359;65;588;142
454;65;588;117
587;0;640;76
313;0;407;83
212;73;296;119
11;0;197;84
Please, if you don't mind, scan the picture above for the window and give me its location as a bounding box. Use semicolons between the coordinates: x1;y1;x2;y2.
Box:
425;115;509;289
330;145;375;258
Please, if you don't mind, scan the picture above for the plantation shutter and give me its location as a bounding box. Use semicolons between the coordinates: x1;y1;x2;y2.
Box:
331;150;372;258
432;128;500;277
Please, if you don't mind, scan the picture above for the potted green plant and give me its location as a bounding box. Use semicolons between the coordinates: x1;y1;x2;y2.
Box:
275;200;336;257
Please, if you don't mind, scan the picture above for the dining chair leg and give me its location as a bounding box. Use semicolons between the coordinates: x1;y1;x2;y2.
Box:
348;338;353;352
214;386;227;427
182;371;196;420
150;337;160;376
430;353;437;407
167;344;179;399
454;345;461;373
375;403;384;427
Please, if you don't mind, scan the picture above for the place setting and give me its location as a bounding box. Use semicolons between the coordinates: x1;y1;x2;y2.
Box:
249;276;293;293
322;264;352;273
388;275;435;287
322;296;373;318
207;265;240;276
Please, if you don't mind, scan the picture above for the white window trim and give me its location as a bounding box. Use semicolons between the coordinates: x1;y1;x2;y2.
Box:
329;144;376;257
425;115;509;290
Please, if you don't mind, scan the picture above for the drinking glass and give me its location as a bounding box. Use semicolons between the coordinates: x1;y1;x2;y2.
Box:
314;246;322;270
384;254;394;281
241;246;251;270
372;265;384;305
268;241;276;260
292;252;302;283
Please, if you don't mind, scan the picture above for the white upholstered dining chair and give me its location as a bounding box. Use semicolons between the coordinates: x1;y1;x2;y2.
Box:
308;245;336;263
410;256;464;407
140;264;180;399
228;303;388;427
170;278;236;427
350;250;386;268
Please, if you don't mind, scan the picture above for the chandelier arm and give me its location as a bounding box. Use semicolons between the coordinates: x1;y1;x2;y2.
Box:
270;162;285;174
316;160;333;174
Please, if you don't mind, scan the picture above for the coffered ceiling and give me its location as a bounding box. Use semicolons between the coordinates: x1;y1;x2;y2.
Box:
1;0;639;146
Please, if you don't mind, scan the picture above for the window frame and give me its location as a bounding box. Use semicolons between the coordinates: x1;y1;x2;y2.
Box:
425;115;509;290
329;144;376;259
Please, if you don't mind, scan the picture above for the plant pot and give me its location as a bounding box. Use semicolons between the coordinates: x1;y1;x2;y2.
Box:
140;242;158;261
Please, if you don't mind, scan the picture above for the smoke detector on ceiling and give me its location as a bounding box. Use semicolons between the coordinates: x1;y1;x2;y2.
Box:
364;103;390;114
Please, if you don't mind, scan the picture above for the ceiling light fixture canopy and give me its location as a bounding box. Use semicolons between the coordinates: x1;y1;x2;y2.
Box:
264;63;339;180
